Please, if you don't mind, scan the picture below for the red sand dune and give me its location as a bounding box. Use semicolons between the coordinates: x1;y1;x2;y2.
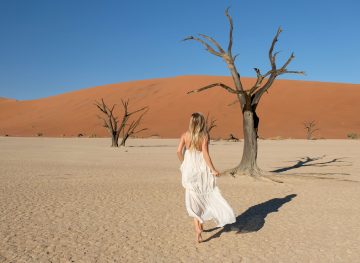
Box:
0;75;359;139
0;97;15;103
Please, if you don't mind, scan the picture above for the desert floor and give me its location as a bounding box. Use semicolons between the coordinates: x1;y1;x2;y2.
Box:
0;137;359;263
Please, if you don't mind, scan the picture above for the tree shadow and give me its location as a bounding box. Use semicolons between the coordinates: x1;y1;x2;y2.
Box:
202;194;297;243
271;155;351;173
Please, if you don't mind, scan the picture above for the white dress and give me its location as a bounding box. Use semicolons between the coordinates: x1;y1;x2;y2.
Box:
180;148;236;227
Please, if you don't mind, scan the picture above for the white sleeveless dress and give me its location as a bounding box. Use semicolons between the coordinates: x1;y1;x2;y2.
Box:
180;149;236;227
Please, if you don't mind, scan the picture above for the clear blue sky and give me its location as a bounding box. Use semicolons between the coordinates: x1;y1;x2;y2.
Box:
0;0;359;100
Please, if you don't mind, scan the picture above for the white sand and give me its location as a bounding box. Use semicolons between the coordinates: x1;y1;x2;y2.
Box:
0;137;359;262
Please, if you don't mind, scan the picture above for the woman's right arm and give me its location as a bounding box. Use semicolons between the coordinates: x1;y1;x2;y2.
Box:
176;133;185;162
202;135;220;176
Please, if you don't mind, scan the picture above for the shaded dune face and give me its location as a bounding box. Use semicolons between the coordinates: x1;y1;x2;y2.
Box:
0;75;359;139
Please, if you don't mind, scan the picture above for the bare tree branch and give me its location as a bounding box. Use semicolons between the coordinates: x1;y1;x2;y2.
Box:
225;7;233;56
251;75;277;105
131;127;148;135
279;52;295;72
183;36;222;57
249;68;265;94
94;99;116;132
250;28;304;105
282;70;306;75
198;34;225;54
269;27;282;70
206;113;217;133
184;8;245;94
273;51;281;60
120;108;149;146
128;106;149;117
187;82;239;94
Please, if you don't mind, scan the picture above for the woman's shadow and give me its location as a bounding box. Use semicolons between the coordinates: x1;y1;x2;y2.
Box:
202;194;297;242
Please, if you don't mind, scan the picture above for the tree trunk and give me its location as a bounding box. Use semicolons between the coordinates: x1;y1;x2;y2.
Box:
120;134;129;147
240;110;261;173
227;110;262;176
111;131;119;147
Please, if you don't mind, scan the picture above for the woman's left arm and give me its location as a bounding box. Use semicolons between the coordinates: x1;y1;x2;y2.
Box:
176;134;185;162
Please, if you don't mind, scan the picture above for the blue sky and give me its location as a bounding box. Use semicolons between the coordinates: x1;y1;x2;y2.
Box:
0;0;359;100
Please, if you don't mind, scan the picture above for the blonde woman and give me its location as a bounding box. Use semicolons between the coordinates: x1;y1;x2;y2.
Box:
177;112;236;243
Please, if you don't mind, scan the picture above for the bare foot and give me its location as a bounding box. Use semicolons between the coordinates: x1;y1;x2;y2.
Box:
196;230;203;243
193;219;203;243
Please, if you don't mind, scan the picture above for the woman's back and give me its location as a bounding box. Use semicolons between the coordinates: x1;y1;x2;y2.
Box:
183;131;206;152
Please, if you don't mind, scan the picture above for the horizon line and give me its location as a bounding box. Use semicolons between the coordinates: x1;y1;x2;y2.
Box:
2;74;359;101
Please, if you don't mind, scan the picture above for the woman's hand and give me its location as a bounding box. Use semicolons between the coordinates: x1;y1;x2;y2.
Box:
212;169;220;177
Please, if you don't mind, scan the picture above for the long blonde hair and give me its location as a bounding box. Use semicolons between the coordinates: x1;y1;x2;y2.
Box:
188;112;208;150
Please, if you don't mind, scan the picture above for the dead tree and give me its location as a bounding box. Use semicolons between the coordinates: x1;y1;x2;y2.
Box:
184;8;304;177
206;113;217;134
95;98;148;147
227;133;239;142
120;108;149;146
303;121;319;140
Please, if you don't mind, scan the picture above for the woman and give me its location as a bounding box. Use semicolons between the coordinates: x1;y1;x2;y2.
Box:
177;112;236;243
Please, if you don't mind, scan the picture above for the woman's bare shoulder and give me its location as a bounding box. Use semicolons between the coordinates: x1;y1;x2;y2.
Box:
180;131;189;140
182;131;189;137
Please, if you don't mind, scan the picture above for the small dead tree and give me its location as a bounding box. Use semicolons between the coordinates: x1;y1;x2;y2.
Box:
206;113;217;134
227;133;239;142
304;120;319;140
95;98;148;147
184;8;304;178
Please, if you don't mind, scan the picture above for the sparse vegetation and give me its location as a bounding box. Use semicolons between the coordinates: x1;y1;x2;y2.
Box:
206;113;217;139
77;133;84;137
304;120;319;140
206;113;216;133
347;133;359;139
227;134;240;142
37;132;43;137
95;98;148;147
